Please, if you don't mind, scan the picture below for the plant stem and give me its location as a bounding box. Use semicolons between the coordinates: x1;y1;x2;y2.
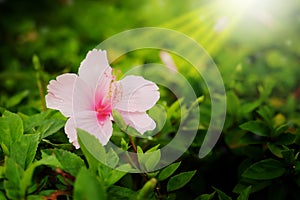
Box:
129;135;137;153
33;55;47;111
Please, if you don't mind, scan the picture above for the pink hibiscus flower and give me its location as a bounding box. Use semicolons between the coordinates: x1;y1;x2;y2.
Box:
45;49;160;148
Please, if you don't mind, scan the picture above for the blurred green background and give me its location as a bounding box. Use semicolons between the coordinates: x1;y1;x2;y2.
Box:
1;0;300;111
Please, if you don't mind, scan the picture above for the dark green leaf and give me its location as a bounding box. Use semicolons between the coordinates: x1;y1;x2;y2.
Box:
167;170;196;192
267;143;288;158
239;133;265;145
107;186;136;200
294;161;300;172
74;167;106;200
240;121;270;137
233;180;272;194
257;106;273;125
281;150;294;164
194;192;215;200
242;159;285;180
274;124;289;137
213;187;232;200
237;186;252;200
158;161;181;181
274;133;296;145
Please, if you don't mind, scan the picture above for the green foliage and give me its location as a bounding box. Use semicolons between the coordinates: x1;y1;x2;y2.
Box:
213;187;232;200
167;170;196;192
158;161;181;181
242;159;285;180
74;168;107;200
0;111;23;155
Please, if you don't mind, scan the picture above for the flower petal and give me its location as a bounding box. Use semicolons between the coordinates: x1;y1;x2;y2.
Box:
78;49;110;89
72;77;95;113
114;75;159;112
118;111;156;134
65;117;80;149
45;73;77;117
78;49;114;105
74;111;113;145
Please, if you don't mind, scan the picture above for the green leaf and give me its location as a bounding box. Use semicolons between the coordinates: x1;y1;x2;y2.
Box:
77;128;106;172
10;133;39;169
213;187;232;200
4;157;24;199
256;106;273;125
267;143;288;158
20;154;62;196
107;186;137;200
138;149;161;172
237;186;252;200
281;149;294;164
0;166;5;179
274;133;296;145
167;170;196;192
242;159;285;180
274;124;289;137
294;161;300;172
239;101;260;115
22;110;52;132
240;121;270;137
226;91;240;115
100;164;130;186
49;149;85;176
145;144;160;153
0;111;23;155
38;119;65;138
194;192;215;200
233;180;272;194
74;167;107;200
148;104;167;132
0;191;6;200
105;148;119;168
158;161;181;181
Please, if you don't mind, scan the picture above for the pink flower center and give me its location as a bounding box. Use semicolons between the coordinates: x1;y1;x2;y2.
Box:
96;100;112;125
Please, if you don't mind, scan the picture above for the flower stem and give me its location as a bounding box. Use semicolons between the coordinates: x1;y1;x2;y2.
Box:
129;135;137;153
33;55;47;111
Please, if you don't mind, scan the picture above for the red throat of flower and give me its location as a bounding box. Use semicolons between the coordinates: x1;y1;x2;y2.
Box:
96;101;112;125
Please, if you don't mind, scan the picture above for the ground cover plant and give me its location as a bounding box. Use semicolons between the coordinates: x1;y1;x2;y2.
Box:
1;0;300;199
